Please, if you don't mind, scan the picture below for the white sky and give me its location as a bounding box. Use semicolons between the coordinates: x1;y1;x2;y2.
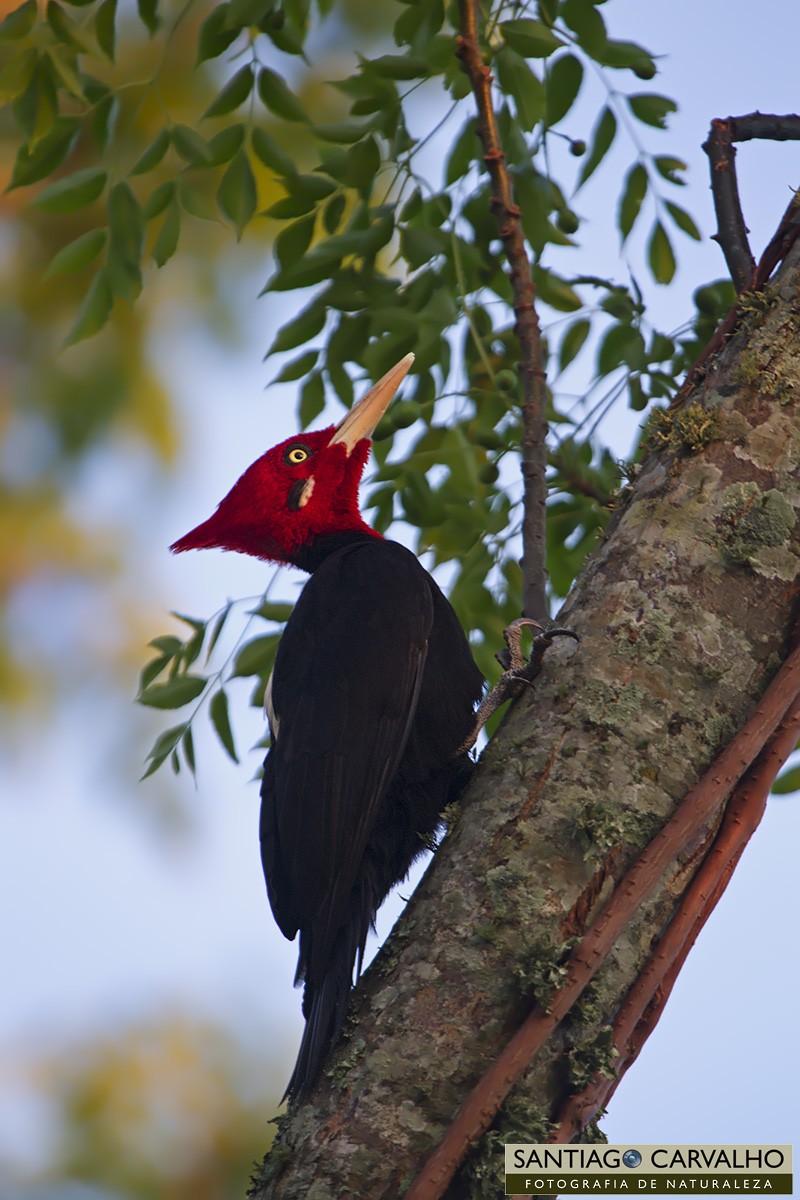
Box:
2;0;799;1183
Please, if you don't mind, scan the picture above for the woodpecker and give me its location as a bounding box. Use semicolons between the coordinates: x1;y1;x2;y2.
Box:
171;355;484;1101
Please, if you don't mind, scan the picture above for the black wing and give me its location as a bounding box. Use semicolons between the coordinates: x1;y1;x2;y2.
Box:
259;538;434;983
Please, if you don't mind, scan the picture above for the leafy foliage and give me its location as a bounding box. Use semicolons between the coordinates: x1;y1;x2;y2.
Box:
0;0;719;772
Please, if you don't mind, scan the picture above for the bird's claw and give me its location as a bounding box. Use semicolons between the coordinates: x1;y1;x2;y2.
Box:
457;619;579;756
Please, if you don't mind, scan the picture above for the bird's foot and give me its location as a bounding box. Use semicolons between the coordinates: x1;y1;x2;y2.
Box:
457;618;578;755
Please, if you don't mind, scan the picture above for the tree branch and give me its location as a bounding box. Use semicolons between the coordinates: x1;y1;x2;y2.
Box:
704;118;756;292
548;694;800;1142
405;644;800;1199
455;0;548;623
704;112;800;293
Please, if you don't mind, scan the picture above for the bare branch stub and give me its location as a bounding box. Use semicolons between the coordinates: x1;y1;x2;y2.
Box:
455;0;548;624
671;113;800;412
704;111;800;294
704;117;756;292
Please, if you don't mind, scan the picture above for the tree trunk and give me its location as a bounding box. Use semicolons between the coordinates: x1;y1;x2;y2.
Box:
251;242;800;1199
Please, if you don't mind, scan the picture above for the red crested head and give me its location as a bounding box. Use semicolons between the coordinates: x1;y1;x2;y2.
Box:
171;354;414;567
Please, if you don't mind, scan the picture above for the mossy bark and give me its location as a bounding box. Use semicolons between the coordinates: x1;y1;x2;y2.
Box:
250;244;800;1200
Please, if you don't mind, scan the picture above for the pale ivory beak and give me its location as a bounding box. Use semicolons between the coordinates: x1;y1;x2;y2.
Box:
330;353;415;453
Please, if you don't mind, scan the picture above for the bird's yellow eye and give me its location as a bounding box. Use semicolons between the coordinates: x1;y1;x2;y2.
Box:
284;445;310;465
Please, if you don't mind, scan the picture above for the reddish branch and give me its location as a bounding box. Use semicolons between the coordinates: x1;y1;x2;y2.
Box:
406;642;800;1200
455;0;548;623
549;695;800;1142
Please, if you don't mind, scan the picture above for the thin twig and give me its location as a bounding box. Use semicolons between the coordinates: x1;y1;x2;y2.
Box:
405;642;800;1200
548;695;800;1142
455;0;548;623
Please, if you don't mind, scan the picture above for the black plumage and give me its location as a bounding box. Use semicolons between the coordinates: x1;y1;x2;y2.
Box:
260;532;483;1100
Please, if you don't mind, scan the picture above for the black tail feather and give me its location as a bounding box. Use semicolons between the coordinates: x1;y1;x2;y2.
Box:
283;918;363;1104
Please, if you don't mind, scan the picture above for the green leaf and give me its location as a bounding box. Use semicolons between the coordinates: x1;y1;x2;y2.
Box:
231;634;280;678
264;193;316;220
618;162;648;241
665;200;701;241
370;53;428;79
577;105;616;188
628;93;677;130
217;148;256;239
597;323;645;375
152;197;180;266
149;634;183;655
143;180;175;220
558;318;591;372
545;53;582;126
0;48;36;104
8;115;79;189
107;181;143;302
14;57;58;147
251;601;293;622
323;192;345;234
225;0;271;26
445;119;477;186
313;122;366;144
140;654;170;691
265;300;326;355
47;2;93;53
137;0;159;35
257;66;308;123
63;268;113;347
171;124;213;166
172;611;206;632
534;267;581;312
292;173;337;202
196;3;239;63
654;155;687;185
202;63;254;119
647;221;676;284
299;372;325;427
772;764;800;795
0;0;36;42
141;724;187;780
178;181;217;221
597;39;654;73
45;227;107;278
182;726;196;776
275;212;315;270
130;128;170;175
494;46;545;131
250;126;297;177
401;226;442;270
91;92;117;152
33;166;107;214
209;689;238;762
205;602;232;659
273;348;318;383
47;46;88;101
206;122;246;165
94;0;117;60
561;0;607;56
138;674;206;709
500;18;563;58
